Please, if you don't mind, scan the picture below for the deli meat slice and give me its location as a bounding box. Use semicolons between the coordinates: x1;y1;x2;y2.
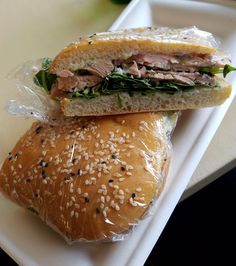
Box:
57;75;102;91
84;60;114;78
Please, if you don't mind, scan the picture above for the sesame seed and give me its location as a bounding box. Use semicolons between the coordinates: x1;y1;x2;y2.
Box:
101;184;107;189
113;173;122;177
121;120;125;124
71;196;76;202
101;196;105;203
96;208;100;214
126;172;132;176
136;187;142;192
77;188;82;194
81;208;86;212
119;190;124;195
42;179;47;184
75;212;79;219
106;195;111;202
70;211;74;218
119;177;125;182
58;190;62;196
115;205;120;211
18;164;22;169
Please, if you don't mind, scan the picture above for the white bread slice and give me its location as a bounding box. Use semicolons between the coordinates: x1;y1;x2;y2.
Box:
61;77;231;117
50;27;216;73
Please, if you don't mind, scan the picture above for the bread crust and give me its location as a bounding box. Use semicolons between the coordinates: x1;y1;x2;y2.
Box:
0;113;171;242
50;27;216;73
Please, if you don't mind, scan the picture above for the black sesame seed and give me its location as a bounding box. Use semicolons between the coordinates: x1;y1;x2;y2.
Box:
39;160;48;168
131;193;136;198
35;126;42;134
15;153;19;158
96;208;100;214
70;172;75;177
30;111;34;115
34;193;39;198
164;158;167;162
8;156;12;161
70;130;75;135
50;125;54;128
72;158;76;164
26;178;31;183
121;166;125;171
42;170;45;176
84;197;90;203
111;154;117;159
41;139;45;144
8;152;12;155
88;40;93;45
108;179;114;183
101;161;107;164
78;169;82;176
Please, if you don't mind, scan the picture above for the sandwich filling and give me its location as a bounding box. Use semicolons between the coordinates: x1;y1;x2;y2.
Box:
34;53;235;103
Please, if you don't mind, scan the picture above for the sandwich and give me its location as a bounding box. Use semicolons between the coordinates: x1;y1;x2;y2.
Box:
0;112;175;242
34;27;235;116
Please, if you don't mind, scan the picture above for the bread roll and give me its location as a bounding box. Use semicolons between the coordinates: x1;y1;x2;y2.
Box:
0;113;172;242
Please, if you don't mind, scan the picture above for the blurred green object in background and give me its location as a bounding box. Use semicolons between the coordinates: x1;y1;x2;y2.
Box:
111;0;131;4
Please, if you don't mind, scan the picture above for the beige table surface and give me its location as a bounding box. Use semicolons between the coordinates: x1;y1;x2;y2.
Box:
0;0;235;200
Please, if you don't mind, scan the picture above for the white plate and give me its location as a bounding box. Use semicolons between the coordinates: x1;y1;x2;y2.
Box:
0;0;236;265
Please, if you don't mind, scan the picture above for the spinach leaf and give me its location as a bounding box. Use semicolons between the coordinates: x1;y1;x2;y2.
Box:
34;58;56;93
68;71;197;100
199;64;236;78
223;64;236;78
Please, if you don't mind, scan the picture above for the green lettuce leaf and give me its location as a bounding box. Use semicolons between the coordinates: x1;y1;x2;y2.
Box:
199;64;236;78
34;58;56;92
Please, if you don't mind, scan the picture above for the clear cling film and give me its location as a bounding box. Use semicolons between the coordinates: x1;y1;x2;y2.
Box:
6;59;62;124
0;112;178;243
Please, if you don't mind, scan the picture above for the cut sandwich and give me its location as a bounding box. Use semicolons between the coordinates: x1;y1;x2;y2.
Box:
34;27;235;116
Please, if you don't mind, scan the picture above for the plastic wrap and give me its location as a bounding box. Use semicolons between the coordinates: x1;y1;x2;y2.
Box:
7;59;62;124
0;112;178;243
6;26;230;122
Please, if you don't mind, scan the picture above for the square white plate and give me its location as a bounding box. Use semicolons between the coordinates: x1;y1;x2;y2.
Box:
0;0;236;265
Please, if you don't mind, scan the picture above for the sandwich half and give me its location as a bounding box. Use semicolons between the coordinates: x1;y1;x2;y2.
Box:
34;27;235;116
